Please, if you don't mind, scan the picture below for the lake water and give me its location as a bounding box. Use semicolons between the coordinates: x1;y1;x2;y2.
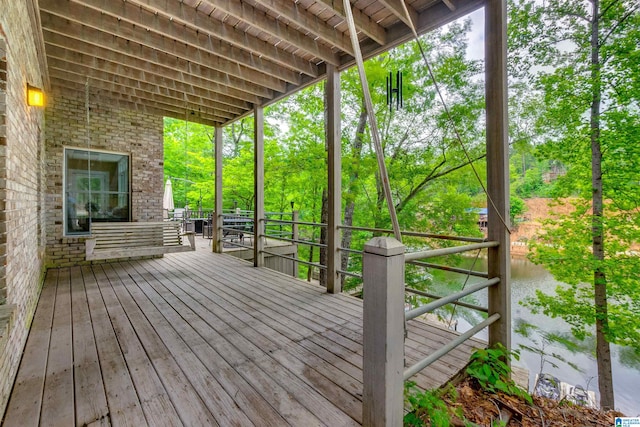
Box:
428;257;639;415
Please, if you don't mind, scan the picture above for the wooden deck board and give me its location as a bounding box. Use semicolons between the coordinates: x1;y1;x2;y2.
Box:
40;268;74;426
94;264;185;427
135;258;358;426
71;267;110;427
2;270;58;427
119;262;288;427
81;265;148;426
4;249;489;426
127;259;328;427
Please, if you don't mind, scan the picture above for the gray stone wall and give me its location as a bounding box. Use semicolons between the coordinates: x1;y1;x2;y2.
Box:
44;95;165;267
0;1;48;419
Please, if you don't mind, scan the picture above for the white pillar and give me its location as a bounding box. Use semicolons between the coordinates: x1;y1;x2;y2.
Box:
326;64;342;293
362;237;405;427
485;0;511;352
254;106;265;267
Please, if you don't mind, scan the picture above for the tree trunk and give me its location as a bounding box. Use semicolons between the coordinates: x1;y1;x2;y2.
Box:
341;106;367;285
590;0;614;410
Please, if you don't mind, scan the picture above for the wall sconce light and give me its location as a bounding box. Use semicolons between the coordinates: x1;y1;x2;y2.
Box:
27;84;45;107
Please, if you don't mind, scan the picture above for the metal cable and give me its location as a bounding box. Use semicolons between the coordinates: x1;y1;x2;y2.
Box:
342;0;402;242
394;2;512;233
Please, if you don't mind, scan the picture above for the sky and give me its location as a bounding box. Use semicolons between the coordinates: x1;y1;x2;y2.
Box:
466;8;486;61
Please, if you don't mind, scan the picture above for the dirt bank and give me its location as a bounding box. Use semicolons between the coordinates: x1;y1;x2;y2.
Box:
509;198;575;258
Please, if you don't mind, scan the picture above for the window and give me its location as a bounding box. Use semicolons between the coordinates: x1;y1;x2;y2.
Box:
64;148;130;235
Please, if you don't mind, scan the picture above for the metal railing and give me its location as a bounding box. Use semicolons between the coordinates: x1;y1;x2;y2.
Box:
262;213;327;280
337;224;490;288
362;236;506;425
402;242;500;377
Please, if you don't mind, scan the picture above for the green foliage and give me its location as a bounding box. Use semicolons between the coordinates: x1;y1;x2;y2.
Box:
509;0;640;407
405;346;533;426
466;344;533;404
509;194;526;223
164;117;215;209
404;383;453;427
526;199;640;350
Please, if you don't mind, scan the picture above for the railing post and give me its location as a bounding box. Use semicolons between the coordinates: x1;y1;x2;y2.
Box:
363;237;405;427
292;210;299;278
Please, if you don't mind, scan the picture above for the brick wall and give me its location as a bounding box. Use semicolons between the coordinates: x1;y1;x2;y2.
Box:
0;2;165;418
0;1;48;419
44;95;165;267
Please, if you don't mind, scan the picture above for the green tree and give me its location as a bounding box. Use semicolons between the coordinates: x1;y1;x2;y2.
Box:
510;0;640;409
164;118;215;209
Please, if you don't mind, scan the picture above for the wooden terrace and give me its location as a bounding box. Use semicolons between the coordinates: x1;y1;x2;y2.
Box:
3;249;483;426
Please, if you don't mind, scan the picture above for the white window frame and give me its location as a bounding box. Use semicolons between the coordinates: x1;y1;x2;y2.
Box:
63;146;131;236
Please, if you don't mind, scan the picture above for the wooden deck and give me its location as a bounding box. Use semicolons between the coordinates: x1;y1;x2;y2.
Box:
2;249;484;426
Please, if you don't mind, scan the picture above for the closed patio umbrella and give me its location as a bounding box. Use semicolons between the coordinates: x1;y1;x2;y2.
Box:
163;179;174;219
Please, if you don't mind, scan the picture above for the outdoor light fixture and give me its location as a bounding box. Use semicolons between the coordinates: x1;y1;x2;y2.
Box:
27;84;45;107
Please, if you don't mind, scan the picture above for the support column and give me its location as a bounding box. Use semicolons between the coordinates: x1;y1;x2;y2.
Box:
213;126;223;253
485;0;511;352
254;106;265;267
326;64;342;293
362;237;405;427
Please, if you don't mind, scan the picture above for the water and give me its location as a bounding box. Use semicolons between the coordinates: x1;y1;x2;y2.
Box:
426;257;640;415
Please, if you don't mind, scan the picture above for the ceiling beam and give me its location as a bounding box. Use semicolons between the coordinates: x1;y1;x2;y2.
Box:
43;30;270;103
314;0;386;45
351;0;484;70
375;0;418;29
51;85;222;127
47;62;247;117
121;0;318;77
199;0;341;64
250;0;353;54
39;8;291;93
47;0;312;83
50;74;239;121
45;42;254;110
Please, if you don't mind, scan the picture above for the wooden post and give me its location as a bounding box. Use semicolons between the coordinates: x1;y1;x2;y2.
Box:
326;64;342;293
213;125;223;253
292;210;299;278
363;237;405;427
254;105;265;267
485;0;511;353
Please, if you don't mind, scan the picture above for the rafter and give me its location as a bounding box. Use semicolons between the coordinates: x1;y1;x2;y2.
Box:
51;0;316;80
51;85;223;127
120;0;318;77
39;7;291;92
376;0;418;29
50;74;238;121
43;30;269;103
250;0;353;54
47;61;248;117
199;0;341;64
314;0;386;45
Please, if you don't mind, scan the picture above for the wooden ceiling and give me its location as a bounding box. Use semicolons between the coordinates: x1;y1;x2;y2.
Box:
39;0;484;126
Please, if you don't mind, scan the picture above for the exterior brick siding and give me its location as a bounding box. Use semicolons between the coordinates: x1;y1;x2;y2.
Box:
0;1;48;419
0;3;165;419
44;95;164;267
